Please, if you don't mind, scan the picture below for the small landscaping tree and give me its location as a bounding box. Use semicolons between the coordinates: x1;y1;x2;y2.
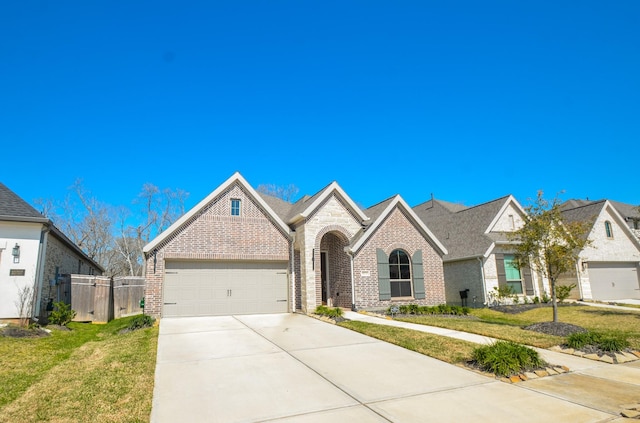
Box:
14;284;34;328
508;191;592;323
48;302;76;326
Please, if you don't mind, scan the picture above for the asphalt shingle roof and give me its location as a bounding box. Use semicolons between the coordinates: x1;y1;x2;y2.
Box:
413;195;511;260
560;200;605;225
0;182;48;222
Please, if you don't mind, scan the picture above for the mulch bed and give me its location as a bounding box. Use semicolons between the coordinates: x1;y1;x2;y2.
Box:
491;302;581;314
0;325;50;338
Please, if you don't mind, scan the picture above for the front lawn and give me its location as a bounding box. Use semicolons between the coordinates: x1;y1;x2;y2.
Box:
0;316;158;423
338;320;477;364
396;305;640;350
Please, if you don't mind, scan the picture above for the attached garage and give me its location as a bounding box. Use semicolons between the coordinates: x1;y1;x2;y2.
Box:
588;262;640;300
163;261;289;317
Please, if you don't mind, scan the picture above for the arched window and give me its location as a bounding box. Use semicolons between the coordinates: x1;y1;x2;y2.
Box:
604;221;614;239
389;249;412;297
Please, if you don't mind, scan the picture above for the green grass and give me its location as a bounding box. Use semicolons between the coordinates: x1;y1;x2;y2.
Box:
338;320;477;364
396;306;640;350
0;315;158;423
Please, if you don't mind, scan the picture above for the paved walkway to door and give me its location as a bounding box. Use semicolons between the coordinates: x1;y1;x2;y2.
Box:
151;313;626;422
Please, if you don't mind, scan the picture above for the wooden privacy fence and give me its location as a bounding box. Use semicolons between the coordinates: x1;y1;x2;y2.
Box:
56;275;145;323
113;276;146;319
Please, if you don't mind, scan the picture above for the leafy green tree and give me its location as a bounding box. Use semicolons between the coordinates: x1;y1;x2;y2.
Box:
508;191;592;322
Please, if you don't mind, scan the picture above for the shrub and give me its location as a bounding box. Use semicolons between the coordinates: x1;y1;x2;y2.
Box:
48;302;76;326
386;304;469;316
472;341;544;377
541;291;551;303
532;296;540;304
314;305;343;318
492;286;514;305
566;330;630;352
127;314;155;331
598;335;630;352
555;283;576;303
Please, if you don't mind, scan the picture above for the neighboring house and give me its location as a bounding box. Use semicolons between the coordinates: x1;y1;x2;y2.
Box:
143;172;447;318
414;195;548;307
0;183;104;320
560;200;640;301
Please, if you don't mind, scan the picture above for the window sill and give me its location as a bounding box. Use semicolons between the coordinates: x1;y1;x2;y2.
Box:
390;297;414;301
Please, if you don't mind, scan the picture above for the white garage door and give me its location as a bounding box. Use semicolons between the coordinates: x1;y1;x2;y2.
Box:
588;262;640;300
163;261;289;317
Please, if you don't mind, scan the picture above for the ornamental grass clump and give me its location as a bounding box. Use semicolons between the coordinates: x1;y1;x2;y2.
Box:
388;304;470;316
472;341;545;377
566;330;629;352
314;305;343;318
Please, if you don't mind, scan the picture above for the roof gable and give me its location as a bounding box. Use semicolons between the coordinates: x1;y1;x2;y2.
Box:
287;181;369;224
485;195;527;234
350;195;447;256
143;172;291;253
563;200;640;251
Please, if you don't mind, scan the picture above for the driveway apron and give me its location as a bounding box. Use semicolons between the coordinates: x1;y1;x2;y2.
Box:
151;314;614;422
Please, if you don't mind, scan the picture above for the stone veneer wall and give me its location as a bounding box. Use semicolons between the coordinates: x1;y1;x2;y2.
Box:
298;195;362;313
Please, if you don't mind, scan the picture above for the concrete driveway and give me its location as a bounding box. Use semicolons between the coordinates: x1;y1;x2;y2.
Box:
151;313;614;423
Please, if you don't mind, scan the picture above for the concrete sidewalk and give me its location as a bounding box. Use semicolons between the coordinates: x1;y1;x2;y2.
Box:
151;313;628;422
344;310;640;419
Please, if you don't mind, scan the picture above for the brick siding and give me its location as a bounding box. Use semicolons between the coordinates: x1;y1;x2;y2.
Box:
144;183;291;317
353;207;445;310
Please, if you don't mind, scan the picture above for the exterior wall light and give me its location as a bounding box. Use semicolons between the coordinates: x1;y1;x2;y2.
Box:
12;243;20;263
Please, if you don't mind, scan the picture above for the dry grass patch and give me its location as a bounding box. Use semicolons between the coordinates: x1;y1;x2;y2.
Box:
338;320;477;364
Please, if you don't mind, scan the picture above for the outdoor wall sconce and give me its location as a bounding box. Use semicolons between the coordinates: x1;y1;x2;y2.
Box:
12;243;20;263
581;261;588;271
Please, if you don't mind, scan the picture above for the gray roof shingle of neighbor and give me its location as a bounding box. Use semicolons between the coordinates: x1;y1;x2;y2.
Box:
562;199;640;224
560;200;606;224
608;200;640;221
0;182;48;222
413;195;511;260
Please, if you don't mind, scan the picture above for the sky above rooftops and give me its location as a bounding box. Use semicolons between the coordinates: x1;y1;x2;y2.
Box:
1;1;639;215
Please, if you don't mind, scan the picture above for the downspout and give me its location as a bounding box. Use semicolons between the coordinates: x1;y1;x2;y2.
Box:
33;225;51;321
477;256;487;307
575;260;585;300
290;231;296;313
349;251;356;311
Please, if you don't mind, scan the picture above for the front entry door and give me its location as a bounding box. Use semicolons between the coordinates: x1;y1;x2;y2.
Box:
321;251;329;305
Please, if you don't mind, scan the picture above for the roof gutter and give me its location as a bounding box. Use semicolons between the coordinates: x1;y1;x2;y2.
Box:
0;215;49;224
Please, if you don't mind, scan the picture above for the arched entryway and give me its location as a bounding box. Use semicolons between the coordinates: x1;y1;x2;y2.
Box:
317;231;352;308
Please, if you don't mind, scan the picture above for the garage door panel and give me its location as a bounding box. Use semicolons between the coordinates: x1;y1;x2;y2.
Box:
589;262;640;300
163;261;289;317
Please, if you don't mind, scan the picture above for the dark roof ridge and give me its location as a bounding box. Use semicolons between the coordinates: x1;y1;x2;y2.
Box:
561;199;607;212
454;194;512;214
367;194;400;210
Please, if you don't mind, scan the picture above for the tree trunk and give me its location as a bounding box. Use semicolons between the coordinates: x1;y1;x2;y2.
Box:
550;277;558;323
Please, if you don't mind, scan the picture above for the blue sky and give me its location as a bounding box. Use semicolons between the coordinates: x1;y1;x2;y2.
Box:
2;1;639;216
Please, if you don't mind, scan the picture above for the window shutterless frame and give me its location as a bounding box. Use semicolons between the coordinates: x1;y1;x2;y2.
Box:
231;199;241;216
